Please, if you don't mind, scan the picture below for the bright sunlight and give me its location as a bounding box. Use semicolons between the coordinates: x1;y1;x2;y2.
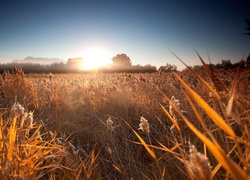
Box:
82;47;113;70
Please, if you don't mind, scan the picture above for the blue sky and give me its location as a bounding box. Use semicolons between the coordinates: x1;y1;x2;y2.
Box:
0;0;249;70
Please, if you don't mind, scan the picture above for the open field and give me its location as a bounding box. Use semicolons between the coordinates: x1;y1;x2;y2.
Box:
0;66;250;179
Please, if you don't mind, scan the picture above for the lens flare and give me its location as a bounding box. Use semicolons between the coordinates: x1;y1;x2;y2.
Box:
82;47;113;70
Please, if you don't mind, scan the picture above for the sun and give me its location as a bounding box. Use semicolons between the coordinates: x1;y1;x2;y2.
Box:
81;47;113;70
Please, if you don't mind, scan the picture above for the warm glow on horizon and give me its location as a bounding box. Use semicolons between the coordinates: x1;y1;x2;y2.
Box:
82;47;113;70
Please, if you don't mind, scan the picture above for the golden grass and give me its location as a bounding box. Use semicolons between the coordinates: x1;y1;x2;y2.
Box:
0;102;101;179
160;104;180;131
122;118;156;160
173;72;236;138
0;64;249;179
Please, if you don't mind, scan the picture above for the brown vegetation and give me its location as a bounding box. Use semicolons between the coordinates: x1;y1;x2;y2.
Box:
0;61;249;179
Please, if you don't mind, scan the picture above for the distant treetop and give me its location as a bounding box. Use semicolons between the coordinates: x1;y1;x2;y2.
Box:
112;54;132;67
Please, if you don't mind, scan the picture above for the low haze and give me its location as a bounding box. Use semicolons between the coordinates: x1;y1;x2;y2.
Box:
0;0;249;70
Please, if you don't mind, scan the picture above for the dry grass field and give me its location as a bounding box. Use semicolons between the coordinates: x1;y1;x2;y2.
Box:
0;63;249;179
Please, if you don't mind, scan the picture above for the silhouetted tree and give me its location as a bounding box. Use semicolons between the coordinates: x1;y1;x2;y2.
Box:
158;63;177;72
112;54;132;67
66;57;84;70
243;19;250;68
221;60;232;69
193;65;204;70
243;19;250;36
232;60;246;69
246;54;250;69
142;64;157;72
49;62;66;71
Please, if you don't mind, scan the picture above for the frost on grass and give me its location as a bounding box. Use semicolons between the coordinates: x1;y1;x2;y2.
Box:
185;142;212;180
10;102;37;137
11;102;34;127
169;96;181;130
106;117;114;132
11;102;25;116
138;116;150;135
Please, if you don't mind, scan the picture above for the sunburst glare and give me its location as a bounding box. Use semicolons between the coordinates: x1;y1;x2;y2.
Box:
82;47;113;70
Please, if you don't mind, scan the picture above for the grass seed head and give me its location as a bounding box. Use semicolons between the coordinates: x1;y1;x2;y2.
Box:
11;102;25;116
138;116;150;135
106;117;114;132
24;111;34;128
169;96;180;130
185;142;212;180
169;96;180;117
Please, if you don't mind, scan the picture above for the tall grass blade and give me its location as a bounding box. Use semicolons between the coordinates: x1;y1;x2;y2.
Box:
86;150;96;179
182;90;222;146
195;50;228;93
112;164;122;173
173;72;236;138
0;117;3;150
122;119;156;159
160;104;180;131
169;50;221;99
211;144;238;177
226;67;239;117
156;141;183;163
180;113;248;179
8;116;17;162
133;129;156;159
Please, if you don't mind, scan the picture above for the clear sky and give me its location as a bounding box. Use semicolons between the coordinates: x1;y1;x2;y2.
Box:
0;0;250;70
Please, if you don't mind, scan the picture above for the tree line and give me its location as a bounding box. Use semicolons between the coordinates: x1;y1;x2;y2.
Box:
0;52;249;74
0;54;158;73
0;19;249;74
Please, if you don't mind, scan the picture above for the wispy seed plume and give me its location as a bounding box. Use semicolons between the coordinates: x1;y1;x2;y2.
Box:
185;142;212;180
138;116;150;135
106;117;114;132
